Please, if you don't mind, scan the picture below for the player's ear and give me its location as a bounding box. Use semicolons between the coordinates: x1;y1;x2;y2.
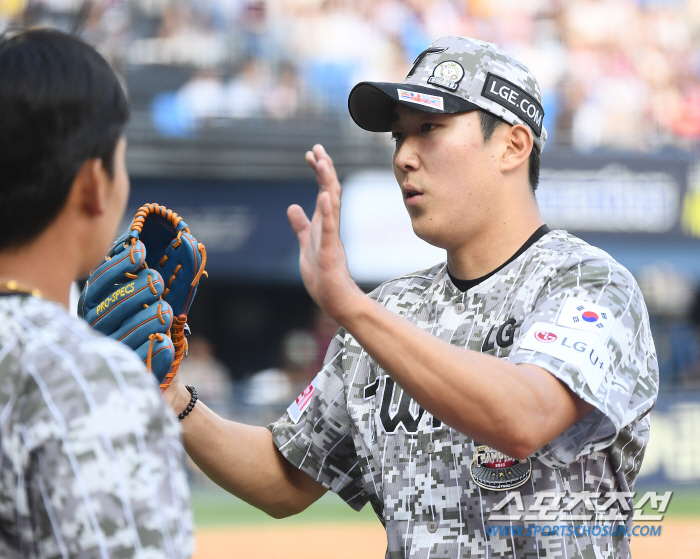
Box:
499;124;532;174
71;158;110;217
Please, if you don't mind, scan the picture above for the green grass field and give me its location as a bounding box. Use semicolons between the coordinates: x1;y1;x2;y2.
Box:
191;485;377;528
633;484;700;518
191;483;700;529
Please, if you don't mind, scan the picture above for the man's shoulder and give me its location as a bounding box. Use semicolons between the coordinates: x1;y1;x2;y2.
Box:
368;262;446;302
0;295;153;390
535;229;635;280
537;229;614;260
0;297;174;452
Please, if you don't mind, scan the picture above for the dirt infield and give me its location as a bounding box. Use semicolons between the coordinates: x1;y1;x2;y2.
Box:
194;523;386;558
193;519;700;558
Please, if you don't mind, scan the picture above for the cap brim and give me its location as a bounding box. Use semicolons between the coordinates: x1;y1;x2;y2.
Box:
348;82;481;132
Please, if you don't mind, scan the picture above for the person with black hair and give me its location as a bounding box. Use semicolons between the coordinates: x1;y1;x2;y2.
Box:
166;37;657;559
0;28;193;557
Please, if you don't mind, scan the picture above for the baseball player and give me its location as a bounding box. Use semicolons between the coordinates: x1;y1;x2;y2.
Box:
167;37;657;558
0;29;193;556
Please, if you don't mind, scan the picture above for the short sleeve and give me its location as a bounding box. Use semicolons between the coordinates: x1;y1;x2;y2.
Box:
268;329;368;511
507;253;657;468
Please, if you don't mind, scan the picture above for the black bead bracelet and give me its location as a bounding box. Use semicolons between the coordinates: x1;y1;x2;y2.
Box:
178;385;198;421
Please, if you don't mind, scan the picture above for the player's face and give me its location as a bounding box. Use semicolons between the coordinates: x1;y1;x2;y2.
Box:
391;106;503;251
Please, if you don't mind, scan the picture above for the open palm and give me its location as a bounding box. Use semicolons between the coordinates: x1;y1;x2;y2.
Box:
287;145;363;322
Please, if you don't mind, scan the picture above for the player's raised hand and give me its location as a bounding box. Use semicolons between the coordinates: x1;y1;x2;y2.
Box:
287;144;364;322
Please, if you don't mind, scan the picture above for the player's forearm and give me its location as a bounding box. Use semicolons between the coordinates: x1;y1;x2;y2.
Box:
175;390;326;517
339;293;583;458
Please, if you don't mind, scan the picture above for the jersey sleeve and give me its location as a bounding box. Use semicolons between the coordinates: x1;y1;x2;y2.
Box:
507;251;658;469
6;338;194;558
268;328;369;511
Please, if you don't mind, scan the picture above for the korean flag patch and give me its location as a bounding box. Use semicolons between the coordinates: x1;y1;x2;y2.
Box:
556;297;614;340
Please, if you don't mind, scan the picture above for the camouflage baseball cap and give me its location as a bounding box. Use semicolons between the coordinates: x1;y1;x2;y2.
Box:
348;36;547;152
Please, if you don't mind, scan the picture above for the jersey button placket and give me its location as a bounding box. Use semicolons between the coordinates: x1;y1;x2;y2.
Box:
427;521;438;533
426;441;435;454
454;302;466;314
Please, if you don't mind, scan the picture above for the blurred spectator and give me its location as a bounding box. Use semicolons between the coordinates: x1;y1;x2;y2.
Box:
263;61;301;118
637;264;700;387
223;58;266;118
177;335;234;416
244;328;319;406
129;1;226;67
177;68;226;122
242;308;338;409
80;0;130;65
237;0;271;60
171;58;304;126
8;0;700;149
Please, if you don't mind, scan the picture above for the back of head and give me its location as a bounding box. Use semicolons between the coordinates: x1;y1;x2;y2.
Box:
0;28;129;251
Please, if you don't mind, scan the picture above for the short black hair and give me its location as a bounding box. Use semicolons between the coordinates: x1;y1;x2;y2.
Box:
478;111;540;194
0;28;129;251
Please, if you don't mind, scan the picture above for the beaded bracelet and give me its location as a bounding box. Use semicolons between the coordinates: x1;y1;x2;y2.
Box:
178;385;198;421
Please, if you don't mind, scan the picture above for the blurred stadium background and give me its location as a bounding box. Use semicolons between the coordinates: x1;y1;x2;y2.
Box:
3;0;700;556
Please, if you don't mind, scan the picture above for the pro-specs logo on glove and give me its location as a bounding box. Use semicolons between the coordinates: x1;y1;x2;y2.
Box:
481;73;544;136
96;282;135;316
78;203;207;392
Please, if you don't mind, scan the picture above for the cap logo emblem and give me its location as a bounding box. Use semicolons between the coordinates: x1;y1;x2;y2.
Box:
427;61;464;92
482;72;544;136
406;46;447;78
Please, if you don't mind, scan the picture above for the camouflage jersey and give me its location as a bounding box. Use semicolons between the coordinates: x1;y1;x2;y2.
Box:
270;228;658;559
0;294;193;558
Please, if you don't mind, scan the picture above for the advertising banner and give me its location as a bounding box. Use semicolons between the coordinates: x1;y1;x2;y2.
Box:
130;153;700;281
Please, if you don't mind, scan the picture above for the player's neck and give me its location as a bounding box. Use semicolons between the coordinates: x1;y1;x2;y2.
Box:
0;227;79;308
447;212;545;281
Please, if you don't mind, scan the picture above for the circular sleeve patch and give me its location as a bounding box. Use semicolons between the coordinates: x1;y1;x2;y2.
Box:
470;445;532;491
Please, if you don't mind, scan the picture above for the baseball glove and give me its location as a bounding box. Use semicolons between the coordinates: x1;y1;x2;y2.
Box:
78;203;208;390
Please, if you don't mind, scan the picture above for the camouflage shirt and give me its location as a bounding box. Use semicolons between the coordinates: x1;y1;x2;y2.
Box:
270;229;658;559
0;295;193;558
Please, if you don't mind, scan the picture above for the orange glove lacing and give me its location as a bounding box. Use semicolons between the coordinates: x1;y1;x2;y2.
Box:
129;203;207;392
160;314;188;391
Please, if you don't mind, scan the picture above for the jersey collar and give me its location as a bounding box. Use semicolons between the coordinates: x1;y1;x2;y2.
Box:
448;225;551;293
